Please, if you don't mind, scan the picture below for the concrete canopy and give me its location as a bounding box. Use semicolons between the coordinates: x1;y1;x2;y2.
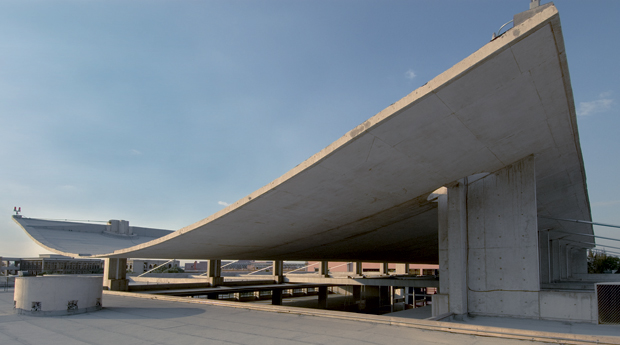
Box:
15;5;592;263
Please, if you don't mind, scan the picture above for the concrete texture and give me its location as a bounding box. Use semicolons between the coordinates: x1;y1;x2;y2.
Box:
0;289;563;345
13;276;102;316
12;4;592;264
3;288;619;344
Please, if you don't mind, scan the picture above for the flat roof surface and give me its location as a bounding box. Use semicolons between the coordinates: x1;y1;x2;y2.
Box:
4;289;618;345
13;4;593;262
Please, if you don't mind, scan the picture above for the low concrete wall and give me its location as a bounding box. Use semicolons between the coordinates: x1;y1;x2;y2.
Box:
14;275;103;316
465;290;598;323
571;274;620;282
131;276;213;284
539;291;597;323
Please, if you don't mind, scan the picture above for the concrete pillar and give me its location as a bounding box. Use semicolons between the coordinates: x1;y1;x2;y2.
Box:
434;156;540;319
550;239;561;282
0;256;3;276
379;286;390;307
395;263;409;275
435;179;468;317
352;285;361;301
538;230;551;284
103;258;128;291
569;247;587;276
206;259;223;286
273;260;283;283
467;156;540;318
379;262;389;275
318;286;329;308
272;289;283;305
352;262;363;276
318;261;329;277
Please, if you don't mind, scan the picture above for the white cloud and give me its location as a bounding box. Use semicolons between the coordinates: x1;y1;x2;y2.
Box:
130;149;142;155
218;201;230;207
577;91;614;116
405;69;416;80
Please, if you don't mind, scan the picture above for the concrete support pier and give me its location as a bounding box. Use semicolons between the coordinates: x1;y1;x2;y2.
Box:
103;258;128;291
206;259;223;286
395;263;409;275
271;289;283;305
318;286;328;309
379;263;388;275
434;156;541;319
318;261;329;277
352;262;363;276
273;260;283;284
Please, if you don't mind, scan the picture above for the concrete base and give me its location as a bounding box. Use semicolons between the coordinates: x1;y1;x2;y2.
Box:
14;275;103;316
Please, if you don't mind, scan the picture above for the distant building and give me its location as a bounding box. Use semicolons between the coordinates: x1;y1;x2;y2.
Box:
306;262;438;276
1;254;103;275
127;259;180;274
185;260;307;273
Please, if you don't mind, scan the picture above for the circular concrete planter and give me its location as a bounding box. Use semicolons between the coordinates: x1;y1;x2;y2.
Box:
14;275;103;316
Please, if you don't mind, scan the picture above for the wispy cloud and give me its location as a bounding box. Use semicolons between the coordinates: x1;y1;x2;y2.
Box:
592;200;620;207
577;91;614;116
130;149;142;155
405;69;416;80
218;201;230;207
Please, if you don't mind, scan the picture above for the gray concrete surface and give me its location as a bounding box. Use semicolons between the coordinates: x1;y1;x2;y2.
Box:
0;289;552;345
12;4;592;264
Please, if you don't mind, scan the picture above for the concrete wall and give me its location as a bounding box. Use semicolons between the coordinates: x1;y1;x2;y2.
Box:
14;276;103;316
539;291;597;323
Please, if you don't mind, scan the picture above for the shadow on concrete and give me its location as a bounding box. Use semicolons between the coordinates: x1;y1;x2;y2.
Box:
94;307;206;319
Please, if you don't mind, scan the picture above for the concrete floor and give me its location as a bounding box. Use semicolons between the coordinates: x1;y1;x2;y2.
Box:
0;289;552;345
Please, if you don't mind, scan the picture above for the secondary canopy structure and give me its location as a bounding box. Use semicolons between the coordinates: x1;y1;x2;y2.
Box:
15;4;592;264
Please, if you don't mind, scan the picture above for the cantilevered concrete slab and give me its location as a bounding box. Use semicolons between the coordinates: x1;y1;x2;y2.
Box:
14;4;591;263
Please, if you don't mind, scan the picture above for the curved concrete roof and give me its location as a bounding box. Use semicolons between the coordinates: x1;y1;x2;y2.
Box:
14;5;592;262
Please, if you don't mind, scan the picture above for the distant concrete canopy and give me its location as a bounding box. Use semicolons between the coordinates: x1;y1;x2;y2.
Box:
13;4;595;321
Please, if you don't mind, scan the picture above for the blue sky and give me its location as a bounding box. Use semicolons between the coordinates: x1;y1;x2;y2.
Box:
1;1;619;258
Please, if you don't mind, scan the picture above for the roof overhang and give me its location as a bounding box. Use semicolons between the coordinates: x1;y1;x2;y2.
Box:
14;4;592;262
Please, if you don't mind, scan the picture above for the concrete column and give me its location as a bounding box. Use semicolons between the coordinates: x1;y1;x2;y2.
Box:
352;262;363;276
446;180;468;317
569;247;587;276
0;256;3;276
206;259;223;286
538;230;551;284
273;260;283;283
318;261;329;277
272;289;283;305
318;286;328;309
434;189;450;317
103;258;128;291
379;262;389;275
352;285;361;301
395;263;409;275
550;239;561;282
467;156;540;318
434;156;540;319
